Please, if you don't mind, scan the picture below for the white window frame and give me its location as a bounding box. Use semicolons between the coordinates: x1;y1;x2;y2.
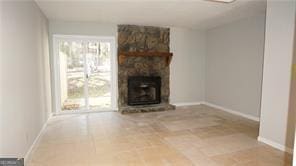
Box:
53;35;118;114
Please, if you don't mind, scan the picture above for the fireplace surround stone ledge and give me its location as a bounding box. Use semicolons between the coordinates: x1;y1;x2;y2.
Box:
120;103;176;114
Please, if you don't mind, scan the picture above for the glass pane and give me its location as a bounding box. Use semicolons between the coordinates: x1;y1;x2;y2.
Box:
59;41;86;111
86;42;111;110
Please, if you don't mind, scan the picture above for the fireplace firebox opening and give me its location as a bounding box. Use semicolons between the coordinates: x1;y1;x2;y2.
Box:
128;76;161;106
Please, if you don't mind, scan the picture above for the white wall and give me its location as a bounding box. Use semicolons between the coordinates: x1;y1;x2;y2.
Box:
0;1;3;155
49;21;206;110
288;26;296;163
0;1;51;158
49;21;117;37
205;14;266;119
259;0;296;151
170;28;206;104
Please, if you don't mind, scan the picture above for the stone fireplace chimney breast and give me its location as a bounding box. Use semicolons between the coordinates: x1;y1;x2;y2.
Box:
117;25;175;113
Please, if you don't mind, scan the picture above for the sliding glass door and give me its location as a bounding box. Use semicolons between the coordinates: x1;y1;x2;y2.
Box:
54;36;115;112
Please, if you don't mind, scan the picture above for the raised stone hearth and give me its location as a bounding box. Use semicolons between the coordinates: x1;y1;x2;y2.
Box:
118;25;175;113
120;103;175;114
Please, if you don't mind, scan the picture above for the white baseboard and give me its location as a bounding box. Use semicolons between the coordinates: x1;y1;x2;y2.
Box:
202;102;260;122
257;136;293;154
24;114;52;164
172;102;202;107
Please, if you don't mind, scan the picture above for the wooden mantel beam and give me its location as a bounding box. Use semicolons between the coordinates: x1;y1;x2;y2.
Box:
118;52;173;66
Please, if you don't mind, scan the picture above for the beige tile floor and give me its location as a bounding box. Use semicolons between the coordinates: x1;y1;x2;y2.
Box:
27;105;292;166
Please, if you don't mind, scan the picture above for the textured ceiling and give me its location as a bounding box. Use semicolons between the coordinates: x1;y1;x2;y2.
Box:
35;0;266;30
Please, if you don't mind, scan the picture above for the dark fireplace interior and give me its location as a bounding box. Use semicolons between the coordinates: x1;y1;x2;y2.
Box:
128;76;161;106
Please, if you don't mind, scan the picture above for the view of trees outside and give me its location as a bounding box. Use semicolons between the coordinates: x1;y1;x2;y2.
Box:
59;41;111;111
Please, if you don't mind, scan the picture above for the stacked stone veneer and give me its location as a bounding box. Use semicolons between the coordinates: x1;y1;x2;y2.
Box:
118;25;175;113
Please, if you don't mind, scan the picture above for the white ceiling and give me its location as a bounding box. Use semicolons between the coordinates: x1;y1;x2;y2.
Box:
35;0;266;30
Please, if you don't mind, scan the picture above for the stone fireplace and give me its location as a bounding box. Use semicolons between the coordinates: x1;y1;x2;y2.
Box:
118;25;175;113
